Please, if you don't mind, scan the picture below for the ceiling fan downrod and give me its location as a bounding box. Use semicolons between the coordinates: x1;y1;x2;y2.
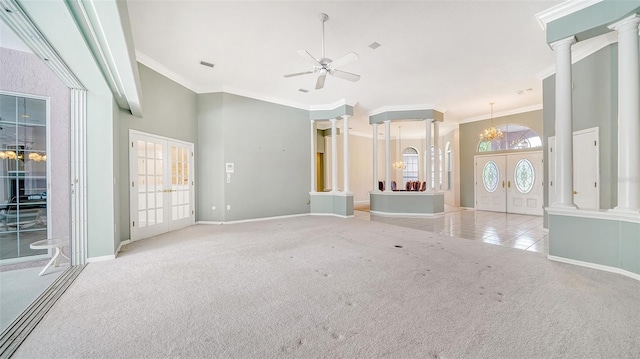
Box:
319;13;328;60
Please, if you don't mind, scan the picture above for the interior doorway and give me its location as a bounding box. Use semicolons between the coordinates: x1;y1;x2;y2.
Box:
475;151;543;215
548;127;599;210
129;131;195;241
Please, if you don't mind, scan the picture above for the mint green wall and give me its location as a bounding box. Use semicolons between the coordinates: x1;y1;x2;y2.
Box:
458;110;543;208
196;93;310;222
542;44;618;226
196;93;225;222
118;64;198;242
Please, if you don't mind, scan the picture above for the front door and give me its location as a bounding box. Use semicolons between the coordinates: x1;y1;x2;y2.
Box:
475;155;506;212
506;152;543;215
130;131;194;241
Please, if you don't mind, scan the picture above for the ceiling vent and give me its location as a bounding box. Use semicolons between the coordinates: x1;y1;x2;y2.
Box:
368;42;381;49
199;61;214;68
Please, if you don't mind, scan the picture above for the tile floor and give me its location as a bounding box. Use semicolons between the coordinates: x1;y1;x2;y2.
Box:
354;206;548;254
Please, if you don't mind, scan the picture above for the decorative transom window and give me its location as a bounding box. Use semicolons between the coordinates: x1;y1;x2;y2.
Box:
482;161;499;193
478;124;542;152
514;159;535;194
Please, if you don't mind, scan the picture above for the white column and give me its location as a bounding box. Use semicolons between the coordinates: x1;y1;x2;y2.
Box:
372;123;379;192
310;120;317;193
425;119;432;192
609;15;640;212
342;115;350;193
330;118;338;192
384;120;392;192
551;36;577;208
433;120;440;191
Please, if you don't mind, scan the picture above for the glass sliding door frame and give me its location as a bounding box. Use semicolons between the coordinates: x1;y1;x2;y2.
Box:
0;91;51;264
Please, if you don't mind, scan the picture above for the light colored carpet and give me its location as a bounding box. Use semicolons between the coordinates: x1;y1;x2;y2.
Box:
13;216;640;358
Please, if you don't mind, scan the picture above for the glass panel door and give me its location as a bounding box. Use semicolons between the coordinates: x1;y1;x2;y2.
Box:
0;94;48;261
475;155;506;212
130;132;194;241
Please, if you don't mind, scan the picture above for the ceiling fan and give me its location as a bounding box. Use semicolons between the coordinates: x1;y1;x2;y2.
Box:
284;13;360;90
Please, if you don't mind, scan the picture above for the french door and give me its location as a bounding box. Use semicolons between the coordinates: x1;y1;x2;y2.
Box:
129;131;194;241
475;151;543;215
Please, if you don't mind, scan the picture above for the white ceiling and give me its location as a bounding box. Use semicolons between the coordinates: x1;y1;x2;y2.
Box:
133;1;561;137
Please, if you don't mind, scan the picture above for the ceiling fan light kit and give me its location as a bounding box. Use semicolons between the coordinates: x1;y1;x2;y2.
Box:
283;13;361;90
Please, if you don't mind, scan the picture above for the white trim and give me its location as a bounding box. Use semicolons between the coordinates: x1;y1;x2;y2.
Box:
537;31;618;79
546;206;640;224
135;50;200;93
86;254;116;263
535;0;603;30
370;210;443;217
310;191;354;197
116;239;131;255
129;129;194;146
548;255;640;282
198;213;310;225
368;104;446;117
309;213;354;219
217;86;309;110
309;98;351;111
196;221;223;225
459;104;543;124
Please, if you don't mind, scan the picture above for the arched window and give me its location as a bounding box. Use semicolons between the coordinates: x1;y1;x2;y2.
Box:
402;147;419;187
477;124;542;152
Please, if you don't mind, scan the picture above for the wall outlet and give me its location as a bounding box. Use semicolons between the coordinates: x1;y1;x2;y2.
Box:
226;205;231;210
211;206;216;211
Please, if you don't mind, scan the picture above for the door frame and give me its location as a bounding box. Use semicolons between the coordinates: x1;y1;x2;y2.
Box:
129;130;195;241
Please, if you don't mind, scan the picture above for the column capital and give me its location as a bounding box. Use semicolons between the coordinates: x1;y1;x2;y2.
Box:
329;117;337;124
341;114;351;120
608;14;640;32
550;36;576;50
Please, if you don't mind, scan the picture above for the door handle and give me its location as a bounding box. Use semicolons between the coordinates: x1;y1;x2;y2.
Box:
508;181;511;188
502;180;505;188
573;190;577;195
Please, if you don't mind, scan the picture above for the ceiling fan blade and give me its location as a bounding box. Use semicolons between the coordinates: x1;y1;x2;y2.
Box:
331;70;360;82
283;71;314;78
297;50;321;66
315;73;327;89
328;52;359;69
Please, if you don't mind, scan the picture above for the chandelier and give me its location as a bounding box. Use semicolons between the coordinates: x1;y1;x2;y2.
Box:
480;102;503;142
392;126;406;170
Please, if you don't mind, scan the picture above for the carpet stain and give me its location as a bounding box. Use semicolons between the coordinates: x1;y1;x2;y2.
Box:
428;350;441;358
394;245;403;248
331;333;345;341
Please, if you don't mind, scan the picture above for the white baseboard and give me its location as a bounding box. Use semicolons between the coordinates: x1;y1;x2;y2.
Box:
116;239;131;256
370;210;444;217
87;254;116;263
310;213;354;219
197;213;309;225
354;200;370;206
548;255;640;282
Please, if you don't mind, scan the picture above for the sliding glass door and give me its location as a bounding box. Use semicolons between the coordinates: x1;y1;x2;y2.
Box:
0;94;49;262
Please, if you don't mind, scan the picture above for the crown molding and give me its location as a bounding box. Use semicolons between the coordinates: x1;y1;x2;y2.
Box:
135;50;201;93
217;86;309;110
535;0;603;30
459;104;543;124
536;31;617;79
309;98;351;111
368;104;447;117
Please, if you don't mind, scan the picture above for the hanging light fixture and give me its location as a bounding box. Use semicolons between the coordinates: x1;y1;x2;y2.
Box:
480;102;503;142
392;125;406;170
20;98;29;119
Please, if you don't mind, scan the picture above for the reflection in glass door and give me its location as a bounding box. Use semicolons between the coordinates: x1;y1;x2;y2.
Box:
0;94;49;262
130;132;194;241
